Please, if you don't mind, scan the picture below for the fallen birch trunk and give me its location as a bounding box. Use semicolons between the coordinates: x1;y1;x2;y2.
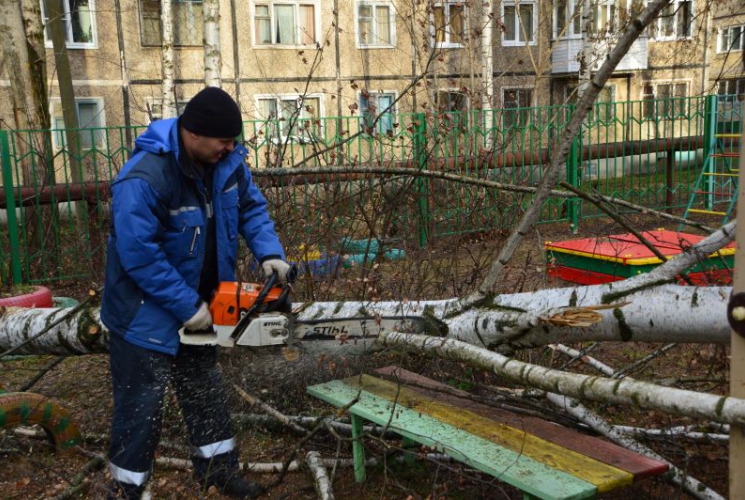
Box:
0;281;732;356
379;332;745;426
306;451;334;500
231;413;393;437
612;425;728;442
546;393;724;500
155;454;451;473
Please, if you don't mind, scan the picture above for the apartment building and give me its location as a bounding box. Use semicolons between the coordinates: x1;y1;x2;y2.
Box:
0;0;742;141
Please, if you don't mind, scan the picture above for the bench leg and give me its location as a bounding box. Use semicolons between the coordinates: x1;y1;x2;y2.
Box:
351;413;366;483
401;436;416;465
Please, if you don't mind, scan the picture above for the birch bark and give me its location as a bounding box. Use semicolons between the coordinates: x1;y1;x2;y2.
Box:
203;0;221;88
161;0;176;118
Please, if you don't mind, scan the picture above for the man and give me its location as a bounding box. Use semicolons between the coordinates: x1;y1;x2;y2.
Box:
101;87;290;499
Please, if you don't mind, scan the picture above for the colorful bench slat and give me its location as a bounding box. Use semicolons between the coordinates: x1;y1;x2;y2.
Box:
308;379;599;500
346;375;634;493
375;366;669;480
307;368;670;499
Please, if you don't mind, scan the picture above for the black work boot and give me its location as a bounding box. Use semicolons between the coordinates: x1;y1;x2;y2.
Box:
205;470;267;498
105;480;146;500
193;450;267;499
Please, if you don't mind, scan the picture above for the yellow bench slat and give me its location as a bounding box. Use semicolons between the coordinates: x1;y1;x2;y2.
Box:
348;375;633;493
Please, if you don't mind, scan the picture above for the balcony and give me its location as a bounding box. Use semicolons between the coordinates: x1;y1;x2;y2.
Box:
552;34;648;74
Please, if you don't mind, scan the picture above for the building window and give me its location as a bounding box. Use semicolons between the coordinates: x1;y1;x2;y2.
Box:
566;84;616;122
643;82;687;118
502;0;536;46
502;88;533;128
41;0;96;48
716;79;745;128
592;0;617;34
717;78;745;98
146;98;190;122
356;1;395;47
432;2;465;48
652;0;692;40
51;99;105;150
139;0;203;47
554;0;581;38
434;90;468;131
254;1;318;46
435;90;468;113
359;92;396;135
256;95;322;142
719;25;744;53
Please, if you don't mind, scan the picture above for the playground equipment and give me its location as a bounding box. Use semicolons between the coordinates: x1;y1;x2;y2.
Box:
0;391;82;452
683;132;741;224
545;229;735;285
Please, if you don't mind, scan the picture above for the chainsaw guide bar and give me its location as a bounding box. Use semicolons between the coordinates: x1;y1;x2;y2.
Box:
178;277;426;349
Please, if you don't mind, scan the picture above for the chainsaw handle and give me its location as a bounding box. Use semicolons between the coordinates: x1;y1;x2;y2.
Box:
229;267;293;341
252;270;279;310
273;263;296;307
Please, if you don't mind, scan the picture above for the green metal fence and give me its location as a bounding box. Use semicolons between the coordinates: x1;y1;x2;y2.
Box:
0;95;741;285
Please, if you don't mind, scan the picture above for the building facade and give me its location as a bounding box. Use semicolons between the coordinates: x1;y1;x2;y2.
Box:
0;0;743;143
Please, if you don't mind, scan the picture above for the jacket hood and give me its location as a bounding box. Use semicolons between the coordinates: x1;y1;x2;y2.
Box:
133;118;180;157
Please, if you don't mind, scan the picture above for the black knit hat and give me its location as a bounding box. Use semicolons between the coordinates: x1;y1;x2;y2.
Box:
181;87;243;138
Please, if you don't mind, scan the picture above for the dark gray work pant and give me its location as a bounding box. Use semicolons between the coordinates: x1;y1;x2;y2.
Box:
108;334;237;486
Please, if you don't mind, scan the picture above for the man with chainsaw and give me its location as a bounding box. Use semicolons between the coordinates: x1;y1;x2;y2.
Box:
101;87;290;499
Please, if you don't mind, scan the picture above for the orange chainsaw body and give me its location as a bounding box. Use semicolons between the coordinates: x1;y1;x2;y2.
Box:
209;282;283;326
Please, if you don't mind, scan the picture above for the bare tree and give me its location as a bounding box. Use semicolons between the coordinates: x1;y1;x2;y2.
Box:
161;0;176;118
203;0;221;88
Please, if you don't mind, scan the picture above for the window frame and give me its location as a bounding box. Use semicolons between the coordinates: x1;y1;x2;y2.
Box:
592;0;618;34
718;25;745;54
355;1;396;48
553;0;582;39
358;91;397;136
433;89;469;132
254;93;324;143
501;0;537;47
434;89;469;113
50;97;107;150
139;0;205;47
717;78;745;99
252;0;321;48
652;0;693;41
501;86;534;129
642;81;689;119
41;0;98;49
430;2;466;49
565;84;616;122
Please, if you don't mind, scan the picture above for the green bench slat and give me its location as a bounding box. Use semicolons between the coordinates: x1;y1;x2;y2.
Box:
308;380;598;500
374;366;669;480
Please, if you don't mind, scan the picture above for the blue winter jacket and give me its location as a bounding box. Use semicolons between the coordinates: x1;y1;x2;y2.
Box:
100;118;285;355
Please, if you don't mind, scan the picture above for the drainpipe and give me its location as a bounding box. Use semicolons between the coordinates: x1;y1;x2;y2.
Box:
700;6;710;94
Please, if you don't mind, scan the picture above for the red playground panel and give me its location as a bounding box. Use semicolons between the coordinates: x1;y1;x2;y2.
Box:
544;229;735;285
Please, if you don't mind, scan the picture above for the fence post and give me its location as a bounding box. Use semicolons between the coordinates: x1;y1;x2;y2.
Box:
565;134;580;233
0;130;23;284
413;112;429;247
703;95;718;211
703;94;718;158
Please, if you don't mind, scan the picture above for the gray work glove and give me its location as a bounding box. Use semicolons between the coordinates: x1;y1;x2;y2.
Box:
183;302;212;331
261;259;291;282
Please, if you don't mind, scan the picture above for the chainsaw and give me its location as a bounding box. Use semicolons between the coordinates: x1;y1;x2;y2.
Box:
179;270;425;349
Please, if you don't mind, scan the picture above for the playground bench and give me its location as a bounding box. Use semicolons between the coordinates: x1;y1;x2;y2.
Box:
307;366;669;500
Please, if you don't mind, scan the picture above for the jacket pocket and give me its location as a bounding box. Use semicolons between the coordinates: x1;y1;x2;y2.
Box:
167;208;204;258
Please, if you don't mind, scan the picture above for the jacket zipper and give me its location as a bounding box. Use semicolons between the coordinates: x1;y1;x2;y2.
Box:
189;227;201;256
